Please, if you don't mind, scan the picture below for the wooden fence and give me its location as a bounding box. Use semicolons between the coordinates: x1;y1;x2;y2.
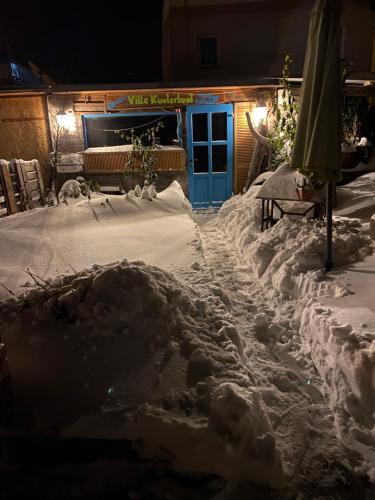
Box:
0;159;45;217
82;148;186;174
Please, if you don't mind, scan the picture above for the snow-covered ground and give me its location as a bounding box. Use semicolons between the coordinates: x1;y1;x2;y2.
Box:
1;174;375;497
0;181;199;298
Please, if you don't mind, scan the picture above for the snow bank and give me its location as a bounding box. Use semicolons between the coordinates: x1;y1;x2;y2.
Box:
215;175;375;480
0;181;195;298
247;217;372;297
216;185;372;297
83;145;184;154
1;260;284;488
216;185;262;253
300;302;375;479
336;173;375;219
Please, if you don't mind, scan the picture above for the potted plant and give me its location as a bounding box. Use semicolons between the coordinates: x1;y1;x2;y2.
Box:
295;173;321;201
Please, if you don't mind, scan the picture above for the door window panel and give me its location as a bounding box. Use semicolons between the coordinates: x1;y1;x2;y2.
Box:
212;112;227;141
192;113;208;142
212;145;227;172
193;146;209;173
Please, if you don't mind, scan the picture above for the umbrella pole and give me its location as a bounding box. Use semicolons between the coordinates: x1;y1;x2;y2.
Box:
325;181;333;271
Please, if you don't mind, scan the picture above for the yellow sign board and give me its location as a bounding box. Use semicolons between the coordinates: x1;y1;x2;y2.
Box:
106;92;220;111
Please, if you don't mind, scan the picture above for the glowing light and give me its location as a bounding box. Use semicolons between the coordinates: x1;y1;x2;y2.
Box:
252;106;267;128
56;111;76;132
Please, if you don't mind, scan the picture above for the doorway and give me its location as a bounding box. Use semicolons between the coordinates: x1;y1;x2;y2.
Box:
186;104;233;208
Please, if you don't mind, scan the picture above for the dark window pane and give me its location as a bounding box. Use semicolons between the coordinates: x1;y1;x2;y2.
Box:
212;145;227;172
200;37;217;66
193;146;209;173
192;113;208;142
212;112;227;141
85;114;178;148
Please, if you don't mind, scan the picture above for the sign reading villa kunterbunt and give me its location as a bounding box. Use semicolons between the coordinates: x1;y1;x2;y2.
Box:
106;92;221;111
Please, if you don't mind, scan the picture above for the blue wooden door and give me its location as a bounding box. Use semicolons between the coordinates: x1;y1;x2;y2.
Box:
187;104;233;209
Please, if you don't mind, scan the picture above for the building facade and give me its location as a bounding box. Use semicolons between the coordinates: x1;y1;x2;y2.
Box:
0;1;374;211
162;0;375;82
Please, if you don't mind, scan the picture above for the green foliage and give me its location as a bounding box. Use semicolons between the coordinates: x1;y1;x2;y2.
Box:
116;123;164;187
267;54;362;170
342;97;360;150
267;54;299;170
46;189;56;207
77;177;100;196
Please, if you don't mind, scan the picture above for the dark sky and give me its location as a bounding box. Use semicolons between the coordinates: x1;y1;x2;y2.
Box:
1;0;164;84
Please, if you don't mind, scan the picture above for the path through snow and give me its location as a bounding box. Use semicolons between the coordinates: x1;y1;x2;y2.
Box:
180;213;368;497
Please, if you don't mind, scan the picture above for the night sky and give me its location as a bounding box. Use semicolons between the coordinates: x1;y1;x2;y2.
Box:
1;1;164;84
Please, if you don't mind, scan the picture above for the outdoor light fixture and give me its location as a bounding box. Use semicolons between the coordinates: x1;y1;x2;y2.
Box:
56;110;76;132
252;98;268;129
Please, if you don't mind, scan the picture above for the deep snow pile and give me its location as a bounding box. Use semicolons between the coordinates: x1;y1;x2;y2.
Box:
300;302;375;480
336;172;375;219
0;181;196;298
216;185;262;252
247;217;372;297
1;260;284;488
216;184;373;297
214;176;375;481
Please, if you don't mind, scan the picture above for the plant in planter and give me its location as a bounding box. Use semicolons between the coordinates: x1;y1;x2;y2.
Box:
116;122;164;189
295;172;323;201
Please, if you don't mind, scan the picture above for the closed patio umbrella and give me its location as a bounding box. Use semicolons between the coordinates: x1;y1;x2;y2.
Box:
291;0;342;270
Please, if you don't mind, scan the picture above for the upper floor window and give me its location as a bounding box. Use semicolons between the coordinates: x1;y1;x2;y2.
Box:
199;36;218;67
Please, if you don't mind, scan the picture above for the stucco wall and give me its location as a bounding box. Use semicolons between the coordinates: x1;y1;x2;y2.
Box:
164;0;375;82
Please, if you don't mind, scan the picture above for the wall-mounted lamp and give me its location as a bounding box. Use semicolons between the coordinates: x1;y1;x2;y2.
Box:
56;110;76;132
252;97;268;129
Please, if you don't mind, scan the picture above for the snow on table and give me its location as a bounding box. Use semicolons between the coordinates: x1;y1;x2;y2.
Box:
83;145;185;153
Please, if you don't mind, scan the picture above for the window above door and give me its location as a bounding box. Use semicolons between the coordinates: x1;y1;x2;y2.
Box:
198;35;219;67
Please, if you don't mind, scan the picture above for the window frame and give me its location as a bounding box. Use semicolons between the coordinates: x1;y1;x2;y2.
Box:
198;34;219;68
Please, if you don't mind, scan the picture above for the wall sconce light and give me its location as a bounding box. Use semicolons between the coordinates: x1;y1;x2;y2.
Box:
56;110;76;132
252;97;268;129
